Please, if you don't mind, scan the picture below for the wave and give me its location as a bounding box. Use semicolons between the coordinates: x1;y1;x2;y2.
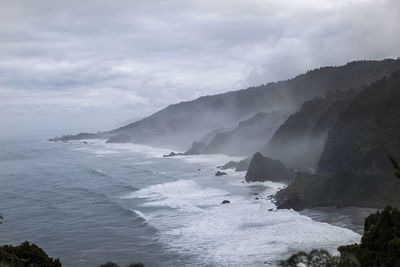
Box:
124;178;360;266
132;209;147;222
174;153;243;167
123;180;230;212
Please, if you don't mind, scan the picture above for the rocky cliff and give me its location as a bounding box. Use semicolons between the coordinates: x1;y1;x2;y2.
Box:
275;70;400;209
262;90;356;169
318;70;400;173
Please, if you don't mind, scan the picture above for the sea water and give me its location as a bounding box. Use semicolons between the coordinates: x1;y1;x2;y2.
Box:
0;137;361;266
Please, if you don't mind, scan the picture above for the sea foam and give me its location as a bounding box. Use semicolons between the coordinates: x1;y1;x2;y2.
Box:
128;178;360;266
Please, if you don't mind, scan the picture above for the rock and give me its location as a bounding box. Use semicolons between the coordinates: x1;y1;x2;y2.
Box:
221;200;230;204
163;152;182;157
235;157;252;172
220;157;252;172
215;171;227;176
49;132;108;142
273;171;400;210
221;161;238;170
245;152;295;182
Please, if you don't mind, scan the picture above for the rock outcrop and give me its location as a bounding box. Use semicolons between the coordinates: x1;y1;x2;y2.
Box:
220;157;252;172
274;171;400;210
245;152;295;182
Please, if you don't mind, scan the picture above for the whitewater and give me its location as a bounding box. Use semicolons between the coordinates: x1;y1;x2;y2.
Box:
0;137;362;266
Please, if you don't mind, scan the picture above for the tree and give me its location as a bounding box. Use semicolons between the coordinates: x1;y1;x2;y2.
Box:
280;250;340;267
0;241;61;267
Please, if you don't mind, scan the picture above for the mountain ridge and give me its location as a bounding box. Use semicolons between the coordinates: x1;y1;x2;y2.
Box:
52;59;400;151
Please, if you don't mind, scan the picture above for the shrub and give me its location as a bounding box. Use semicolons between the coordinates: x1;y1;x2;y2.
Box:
0;241;61;267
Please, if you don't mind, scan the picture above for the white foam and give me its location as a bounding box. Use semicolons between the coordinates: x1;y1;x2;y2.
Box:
127;179;360;266
93;149;120;155
124;180;230;212
132;209;147;221
175;154;243;166
70;139;175;158
103;142;175;158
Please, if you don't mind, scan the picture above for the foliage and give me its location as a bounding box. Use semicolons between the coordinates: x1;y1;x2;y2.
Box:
319;70;400;173
0;241;61;267
280;249;339;267
338;206;400;267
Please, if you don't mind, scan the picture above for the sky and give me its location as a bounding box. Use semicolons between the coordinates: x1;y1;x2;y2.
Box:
1;0;400;138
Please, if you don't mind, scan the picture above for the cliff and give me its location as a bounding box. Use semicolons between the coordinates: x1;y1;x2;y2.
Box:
318;70;400;173
274;70;400;209
274;171;400;210
202;111;289;156
262;90;356;169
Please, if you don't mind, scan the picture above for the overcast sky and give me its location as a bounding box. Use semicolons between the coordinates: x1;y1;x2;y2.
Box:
1;0;400;138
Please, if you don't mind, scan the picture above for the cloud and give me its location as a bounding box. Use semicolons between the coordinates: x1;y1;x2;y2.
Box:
0;0;399;137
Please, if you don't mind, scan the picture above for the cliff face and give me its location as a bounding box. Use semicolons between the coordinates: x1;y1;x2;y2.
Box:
203;111;289;156
55;59;400;149
261;90;356;169
318;70;400;173
245;152;294;182
274;171;400;210
274;70;400;210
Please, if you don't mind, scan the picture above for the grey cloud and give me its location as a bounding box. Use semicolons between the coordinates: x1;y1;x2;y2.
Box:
1;0;400;137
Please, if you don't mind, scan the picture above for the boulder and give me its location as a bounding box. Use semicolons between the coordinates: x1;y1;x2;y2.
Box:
215;171;227;176
221;200;230;204
245;152;294;182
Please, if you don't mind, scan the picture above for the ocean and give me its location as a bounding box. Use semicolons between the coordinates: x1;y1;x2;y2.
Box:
0;137;363;266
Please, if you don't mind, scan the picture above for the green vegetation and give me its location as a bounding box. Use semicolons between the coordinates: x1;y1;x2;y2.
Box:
338;206;400;266
280;250;340;267
319;71;400;173
0;241;61;267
